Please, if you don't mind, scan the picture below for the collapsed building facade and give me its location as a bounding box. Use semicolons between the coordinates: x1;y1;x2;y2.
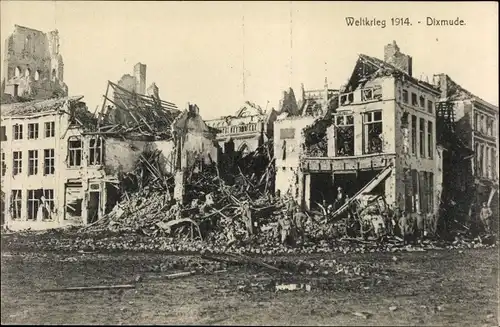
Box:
275;41;442;234
0;77;217;231
432;74;499;227
205;101;278;156
1;25;68;102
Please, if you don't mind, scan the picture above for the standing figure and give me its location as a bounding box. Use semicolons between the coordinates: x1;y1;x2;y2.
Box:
294;207;308;243
242;201;254;238
480;202;493;233
334;187;345;211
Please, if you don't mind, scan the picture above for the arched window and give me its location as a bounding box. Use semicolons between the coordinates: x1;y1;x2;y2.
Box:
25;68;31;77
52;68;57;81
68;137;82;167
35;70;41;81
14;67;21;77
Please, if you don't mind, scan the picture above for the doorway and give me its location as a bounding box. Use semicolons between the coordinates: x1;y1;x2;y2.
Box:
87;191;100;224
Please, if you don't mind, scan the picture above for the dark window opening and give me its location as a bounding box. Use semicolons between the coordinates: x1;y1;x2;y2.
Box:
363;111;383;154
28;150;38;175
13;151;22;175
44;149;55;175
335;115;354;156
89;137;104;165
402;90;408;104
28;123;39;139
11;190;22;220
419;118;425;157
411;93;418;106
411;115;417;155
68;137;82;167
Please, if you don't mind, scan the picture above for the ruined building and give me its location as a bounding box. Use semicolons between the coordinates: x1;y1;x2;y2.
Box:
274;41;442;234
433;73;499;223
205;101;278;156
1;25;68;102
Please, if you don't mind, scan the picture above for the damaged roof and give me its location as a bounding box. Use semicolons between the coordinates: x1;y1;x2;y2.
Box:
346;54;440;94
0;95;84;118
437;74;498;108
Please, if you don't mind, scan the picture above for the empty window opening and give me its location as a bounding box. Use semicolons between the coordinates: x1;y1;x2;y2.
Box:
27;189;43;221
419;118;425;157
11;190;22;220
335;114;354;156
25;68;31;78
13;151;22;175
14;67;21;77
40;189;55;221
44;121;55;137
13;124;23;140
363;111;383;154
0;126;6;141
411;93;418;106
35;70;41;81
411;115;417;155
427;100;433;114
89;137;104;165
1;151;6;176
27;123;39;139
52;68;57;81
427;121;433;159
419;95;425;108
28;150;38;176
402;89;409;104
44;149;55;175
68;137;82;167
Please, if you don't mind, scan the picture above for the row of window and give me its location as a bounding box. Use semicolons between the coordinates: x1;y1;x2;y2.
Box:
0;137;104;177
10;189;55;221
474;113;495;137
401;89;434;114
475;143;497;179
219;123;259;135
405;114;434;159
13;67;43;81
4;122;56;141
5;149;55;177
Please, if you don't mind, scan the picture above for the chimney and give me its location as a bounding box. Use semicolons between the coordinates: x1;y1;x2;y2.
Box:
133;62;146;94
384;41;413;77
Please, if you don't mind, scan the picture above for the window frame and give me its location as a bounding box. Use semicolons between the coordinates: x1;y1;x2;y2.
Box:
68;137;83;168
427;121;433;159
11;190;22;220
419;118;426;158
27;190;39;221
13;124;23;140
28;150;39;176
13;151;22;175
27;123;39;140
88;137;104;166
362;110;384;154
0;151;6;176
44;121;55;138
44;149;55;175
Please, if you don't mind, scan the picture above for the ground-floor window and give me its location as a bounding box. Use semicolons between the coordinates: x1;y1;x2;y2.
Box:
27;189;42;220
10;190;22;220
65;182;83;220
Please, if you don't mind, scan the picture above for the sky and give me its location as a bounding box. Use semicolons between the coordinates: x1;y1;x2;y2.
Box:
1;1;498;119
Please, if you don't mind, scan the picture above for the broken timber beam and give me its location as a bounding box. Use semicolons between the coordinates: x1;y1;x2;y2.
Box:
39;284;135;292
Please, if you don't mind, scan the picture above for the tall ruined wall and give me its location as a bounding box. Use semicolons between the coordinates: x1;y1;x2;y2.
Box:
2;25;68;100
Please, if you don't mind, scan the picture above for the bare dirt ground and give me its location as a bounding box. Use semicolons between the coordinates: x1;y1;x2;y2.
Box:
1;248;498;326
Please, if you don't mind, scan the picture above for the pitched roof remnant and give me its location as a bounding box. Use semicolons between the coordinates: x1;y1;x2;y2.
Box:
0;96;84;117
97;81;181;140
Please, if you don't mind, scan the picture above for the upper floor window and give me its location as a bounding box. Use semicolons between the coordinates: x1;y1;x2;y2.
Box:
1;151;6;176
479;115;485;134
474;113;479;131
13;151;22;176
68;137;82;167
363;111;383;154
0;126;6;142
402;90;409;104
411;115;417;155
427;100;433;114
44;149;55;175
13;124;23;140
28;150;38;176
419;95;425;108
89;137;104;166
419;118;425;157
427;121;434;159
486;118;493;136
27;123;39;139
411;93;418;106
44;121;55;138
335;114;354;156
